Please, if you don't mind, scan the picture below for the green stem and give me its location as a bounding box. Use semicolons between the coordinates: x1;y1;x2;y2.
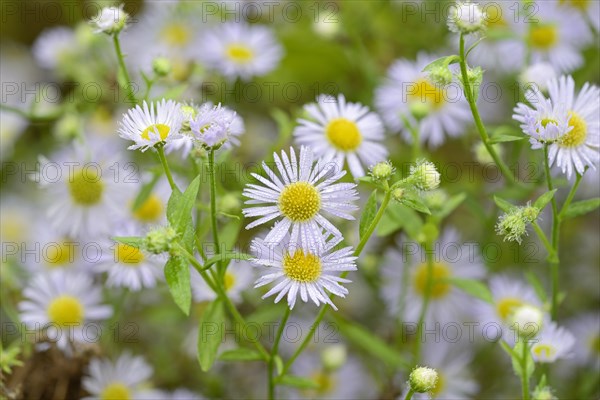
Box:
531;222;554;256
558;172;584;219
404;388;415;400
156;145;178;191
413;240;434;364
458;33;518;186
0;104;62;122
280;189;393;376
112;34;137;104
521;340;530;400
208;150;223;275
543;146;560;320
268;307;291;400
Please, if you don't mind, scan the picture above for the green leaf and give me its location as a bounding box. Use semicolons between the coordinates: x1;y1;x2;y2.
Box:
278;375;319;390
274;355;283;376
436;192;467;219
511;341;535;378
167;187;183;225
218;348;263;362
164;256;192;315
489;134;525;144
448;278;493;303
534;189;557;210
378;203;423;239
400;193;431;215
112;236;144;248
334;316;408;369
562;198;600;219
358;175;375;185
359;190;378;239
172;176;201;235
197;299;225;371
494;196;514;213
132;173;160;211
422;55;460;73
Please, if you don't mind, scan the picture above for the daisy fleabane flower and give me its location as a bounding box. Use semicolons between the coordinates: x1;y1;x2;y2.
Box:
90;5;128;35
251;233;357;310
82;352;153;400
242;146;358;250
200;21;283;80
18;270;112;352
514;75;599;178
293;94;388;178
190;103;236;148
531;322;575;363
118;99;183;151
447;1;487;34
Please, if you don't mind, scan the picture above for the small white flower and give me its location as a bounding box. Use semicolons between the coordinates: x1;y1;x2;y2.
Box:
118;99;183;151
447;1;487;34
190;103;236;148
90;5;128;34
18;270;112;352
294;94;388;178
520;63;557;93
251;233;356;310
32;27;77;69
82;352;153;399
531;323;575;363
242;146;358;250
200;21;283;80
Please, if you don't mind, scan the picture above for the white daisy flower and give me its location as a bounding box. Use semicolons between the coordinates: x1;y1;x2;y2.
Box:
18;270;112;352
250;233;357;310
513;75;599;178
414;342;479;399
189;103;238;148
375;52;471;148
559;0;600;31
242;146;358;250
567;312;600;369
95;225;164;291
82;352;153;400
128;176;172;226
525;1;592;73
36;140;131;239
519;62;557;93
200;21;283;80
191;259;255;304
118;99;183;151
293;94;388;178
32;26;77;69
476;275;543;342
381;228;485;324
531;322;575;363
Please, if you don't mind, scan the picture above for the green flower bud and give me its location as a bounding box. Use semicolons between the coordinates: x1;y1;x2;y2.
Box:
532;386;557;400
409;102;431;121
370;161;394;181
53;113;81;140
410;160;441;191
321;344;347;371
427;65;453;87
496;211;527;244
510;305;543;338
392;188;405;202
409;366;438;393
152;57;172;77
144;226;178;254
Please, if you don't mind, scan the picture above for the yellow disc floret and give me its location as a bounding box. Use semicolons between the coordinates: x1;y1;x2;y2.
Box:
531;343;557;359
141;124;170;141
68;169;104;206
413;262;451;298
47;295;85;327
133;194;164;222
283;250;322;283
115;244;145;265
100;382;131;400
408;79;446;109
46;240;75;267
161;24;191;46
226;44;254;64
325;118;362;152
560;111;587;147
529;25;558;50
224;272;236;291
496;297;524;321
278;182;321;222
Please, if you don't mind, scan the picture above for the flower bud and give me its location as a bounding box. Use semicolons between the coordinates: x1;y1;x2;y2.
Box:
409;366;438;393
409;102;431;121
510;304;544;338
532;386;557;400
53;113;81;140
144;226;178;254
91;5;128;35
152;57;172;77
391;188;405;202
370;161;394;181
410;160;440;191
495;205;539;244
447;1;487;34
427;65;453;87
321;344;347;371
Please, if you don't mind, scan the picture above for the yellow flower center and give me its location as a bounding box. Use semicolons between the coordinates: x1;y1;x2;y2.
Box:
560;111;587;147
47;295;85;327
1;216;26;243
283;250;322;283
540;118;558;128
46;240;75;267
133;194;164;222
310;371;336;394
68;169;104;206
100;382;131;400
141;124;170;141
531;343;557;359
325;118;363;152
160;23;191;46
529;25;558;50
224;272;236;291
278;181;321;222
496;297;524;321
114;243;145;265
226;44;254;64
413;262;452;298
408;79;446;109
560;0;590;11
430;372;445;397
485;6;508;29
